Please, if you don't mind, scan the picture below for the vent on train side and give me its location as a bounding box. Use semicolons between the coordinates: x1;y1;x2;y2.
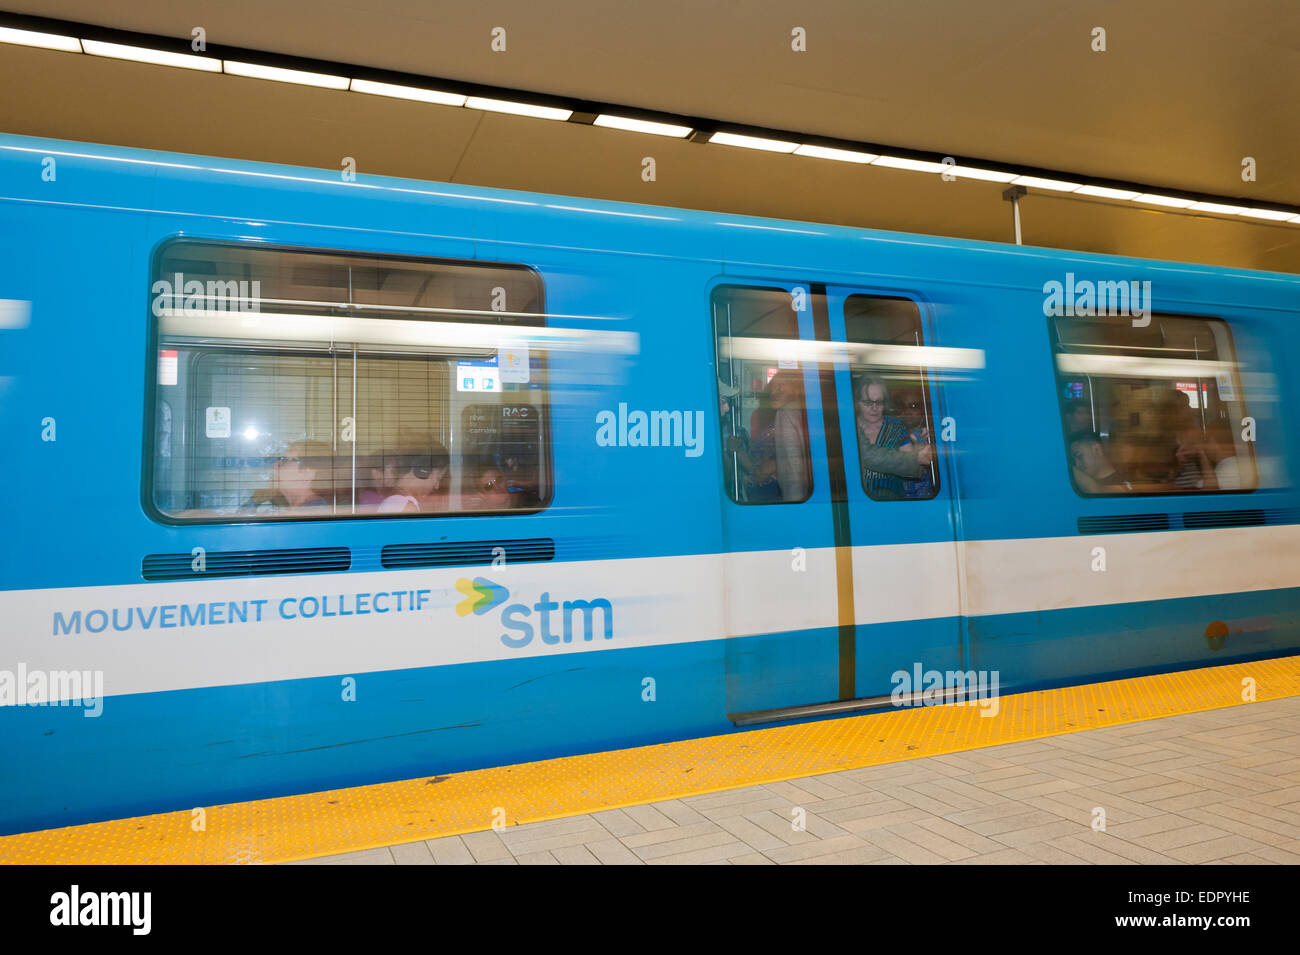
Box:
1076;513;1171;534
1182;507;1300;529
142;547;351;581
380;538;556;569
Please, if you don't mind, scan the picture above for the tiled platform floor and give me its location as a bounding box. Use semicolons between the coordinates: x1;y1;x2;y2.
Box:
294;695;1300;865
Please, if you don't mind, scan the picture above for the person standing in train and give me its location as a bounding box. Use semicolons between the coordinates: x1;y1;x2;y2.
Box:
855;376;932;499
894;382;935;499
765;369;812;502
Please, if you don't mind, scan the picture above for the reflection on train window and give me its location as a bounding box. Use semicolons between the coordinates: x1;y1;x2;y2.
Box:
148;241;550;521
844;295;939;501
1051;313;1256;495
712;285;813;504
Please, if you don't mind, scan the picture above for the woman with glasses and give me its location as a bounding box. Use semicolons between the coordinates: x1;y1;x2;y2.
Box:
855;376;932;500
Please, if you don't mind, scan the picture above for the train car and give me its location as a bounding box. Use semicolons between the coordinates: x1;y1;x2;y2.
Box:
1;133;1297;836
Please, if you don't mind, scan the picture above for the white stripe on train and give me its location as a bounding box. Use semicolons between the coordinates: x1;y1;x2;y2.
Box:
2;523;1298;703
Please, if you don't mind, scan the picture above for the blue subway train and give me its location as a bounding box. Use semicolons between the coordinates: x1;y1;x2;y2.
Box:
1;133;1298;836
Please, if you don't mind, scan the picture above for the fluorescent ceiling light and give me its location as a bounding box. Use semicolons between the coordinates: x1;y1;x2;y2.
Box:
349;78;465;106
1134;193;1195;208
720;336;985;370
1188;201;1251;215
1075;185;1141;200
946;166;1017;182
1012;175;1081;192
1239;207;1295;221
224;61;349;89
710;132;799;153
793;144;877;163
1057;353;1234;379
466;96;572;120
872;155;949;173
82;39;221;72
0;25;81;52
593;114;691;137
159;310;638;354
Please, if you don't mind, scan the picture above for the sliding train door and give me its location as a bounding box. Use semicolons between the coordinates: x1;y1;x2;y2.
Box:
824;287;968;700
712;282;842;719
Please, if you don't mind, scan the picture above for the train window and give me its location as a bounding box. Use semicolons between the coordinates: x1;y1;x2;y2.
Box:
147;241;550;521
1051;313;1257;495
844;295;939;501
712;285;813;504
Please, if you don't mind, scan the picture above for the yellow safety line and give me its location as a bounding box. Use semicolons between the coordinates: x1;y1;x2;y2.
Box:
2;654;1297;864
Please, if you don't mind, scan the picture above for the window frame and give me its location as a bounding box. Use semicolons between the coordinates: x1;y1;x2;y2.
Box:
140;236;552;526
1048;310;1257;499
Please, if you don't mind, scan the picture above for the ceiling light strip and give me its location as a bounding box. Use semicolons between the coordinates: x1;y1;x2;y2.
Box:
0;14;1297;225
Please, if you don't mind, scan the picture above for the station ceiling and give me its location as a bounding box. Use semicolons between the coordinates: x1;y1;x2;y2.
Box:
2;0;1299;272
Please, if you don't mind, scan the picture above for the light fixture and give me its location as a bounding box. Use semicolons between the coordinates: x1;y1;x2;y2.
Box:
349;78;466;106
710;132;799;153
7;14;1300;229
1134;194;1196;208
1075;185;1142;200
593;115;692;137
1012;175;1081;192
946;166;1018;182
1239;208;1295;221
82;39;220;71
0;25;81;52
465;96;572;120
1188;201;1251;215
224;60;349;90
871;156;949;173
793;144;877;163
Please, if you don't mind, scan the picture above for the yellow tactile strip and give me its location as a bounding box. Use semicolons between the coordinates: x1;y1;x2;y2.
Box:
3;655;1298;864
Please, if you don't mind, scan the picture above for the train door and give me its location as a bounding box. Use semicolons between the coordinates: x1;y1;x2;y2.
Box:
712;282;842;719
824;288;966;699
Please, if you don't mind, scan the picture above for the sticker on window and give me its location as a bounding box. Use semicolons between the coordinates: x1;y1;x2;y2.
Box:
498;345;530;383
205;406;231;438
158;349;178;386
456;358;500;392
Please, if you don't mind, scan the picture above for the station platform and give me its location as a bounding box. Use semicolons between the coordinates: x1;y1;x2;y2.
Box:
3;655;1299;866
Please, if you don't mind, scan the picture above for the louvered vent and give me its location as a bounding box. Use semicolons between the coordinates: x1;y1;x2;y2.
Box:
142;547;350;581
1182;507;1299;529
1077;513;1172;534
381;538;555;569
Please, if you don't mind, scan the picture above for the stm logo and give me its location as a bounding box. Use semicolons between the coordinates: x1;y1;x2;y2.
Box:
455;577;614;649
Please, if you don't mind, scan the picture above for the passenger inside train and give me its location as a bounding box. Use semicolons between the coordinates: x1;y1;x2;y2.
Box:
242;440;335;515
853;375;934;500
748;369;812;503
467;460;513;511
376;442;452;514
